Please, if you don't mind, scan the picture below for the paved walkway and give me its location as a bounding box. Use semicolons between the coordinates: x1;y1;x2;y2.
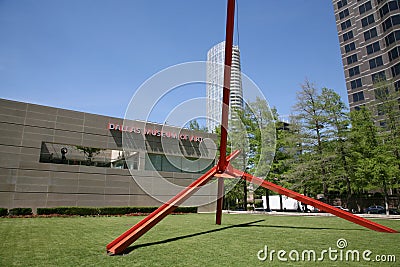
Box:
223;210;400;220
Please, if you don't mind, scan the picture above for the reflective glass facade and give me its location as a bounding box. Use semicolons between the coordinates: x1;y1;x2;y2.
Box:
206;41;243;132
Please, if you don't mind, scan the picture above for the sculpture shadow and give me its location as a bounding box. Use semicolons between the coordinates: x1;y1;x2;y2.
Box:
121;219;265;255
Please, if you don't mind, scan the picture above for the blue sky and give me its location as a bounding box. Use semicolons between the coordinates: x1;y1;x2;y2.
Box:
0;0;346;124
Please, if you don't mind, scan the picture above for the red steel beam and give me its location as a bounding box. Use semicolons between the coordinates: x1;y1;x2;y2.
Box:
216;0;236;226
229;169;398;233
106;166;217;255
106;150;241;255
217;0;235;173
215;177;225;225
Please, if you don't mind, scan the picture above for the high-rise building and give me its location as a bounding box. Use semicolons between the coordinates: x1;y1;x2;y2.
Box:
332;0;400;114
206;41;243;132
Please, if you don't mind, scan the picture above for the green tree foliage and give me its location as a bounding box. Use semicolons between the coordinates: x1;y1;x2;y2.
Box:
349;106;397;213
348;107;379;194
220;97;276;210
291;80;335;197
216;78;399;211
75;146;103;165
373;80;400;193
187;119;208;132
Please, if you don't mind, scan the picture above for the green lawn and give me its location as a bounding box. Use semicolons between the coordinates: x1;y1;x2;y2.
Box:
0;213;399;266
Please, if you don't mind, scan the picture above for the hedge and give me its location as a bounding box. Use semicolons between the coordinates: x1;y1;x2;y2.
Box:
36;207;99;216
8;208;32;216
0;208;8;217
37;206;197;216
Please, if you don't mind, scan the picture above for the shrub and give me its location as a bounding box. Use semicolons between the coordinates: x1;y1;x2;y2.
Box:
37;207;57;215
174;207;197;213
37;207;99;216
99;207;158;215
8;208;32;216
99;207;133;215
37;206;197;216
63;207;99;216
0;208;8;217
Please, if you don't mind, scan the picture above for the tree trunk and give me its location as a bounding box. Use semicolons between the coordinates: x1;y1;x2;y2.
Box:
243;180;247;211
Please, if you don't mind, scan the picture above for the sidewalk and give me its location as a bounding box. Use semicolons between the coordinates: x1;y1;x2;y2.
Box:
224;210;400;220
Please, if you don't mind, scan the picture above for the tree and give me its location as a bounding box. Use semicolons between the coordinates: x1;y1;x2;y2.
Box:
227;107;250;210
321;88;352;203
347;107;395;212
75;146;103;165
349;107;378;193
289;80;354;203
292;80;331;197
219;97;276;210
372;79;400;213
214;113;248;210
187;119;208;132
243;98;276;209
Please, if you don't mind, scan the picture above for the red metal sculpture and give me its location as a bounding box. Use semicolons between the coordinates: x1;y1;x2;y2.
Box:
107;0;397;255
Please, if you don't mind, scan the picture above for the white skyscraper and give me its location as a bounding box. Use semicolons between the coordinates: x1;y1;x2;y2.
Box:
206;41;243;132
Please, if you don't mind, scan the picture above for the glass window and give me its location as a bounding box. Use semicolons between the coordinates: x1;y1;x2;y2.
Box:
388;46;400;61
349;66;360;77
359;1;372;14
339;8;350;19
343;30;354;41
341;19;352;30
385;31;396;46
372;71;386;83
366;41;380;54
395;80;400;91
146;154;162;171
337;0;348;9
345;42;356;53
364;27;377;41
39;142;139;170
347;54;358;64
380;1;400;18
145;153;214;174
351;78;362;89
369;56;383;69
352;91;365;102
394;14;400;25
380;3;390;18
389;0;399;10
391;62;400;77
383;14;400;32
361;14;375;27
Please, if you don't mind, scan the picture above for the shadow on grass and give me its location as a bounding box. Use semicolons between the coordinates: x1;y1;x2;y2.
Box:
120;219;264;254
120;219;365;255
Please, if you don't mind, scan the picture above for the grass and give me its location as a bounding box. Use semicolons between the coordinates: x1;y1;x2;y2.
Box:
0;213;399;266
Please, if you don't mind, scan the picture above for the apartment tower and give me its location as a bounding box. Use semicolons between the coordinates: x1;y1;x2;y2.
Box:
206;41;243;132
332;0;400;116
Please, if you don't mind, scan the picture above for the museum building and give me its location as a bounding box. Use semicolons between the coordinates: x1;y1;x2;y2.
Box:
0;98;217;213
